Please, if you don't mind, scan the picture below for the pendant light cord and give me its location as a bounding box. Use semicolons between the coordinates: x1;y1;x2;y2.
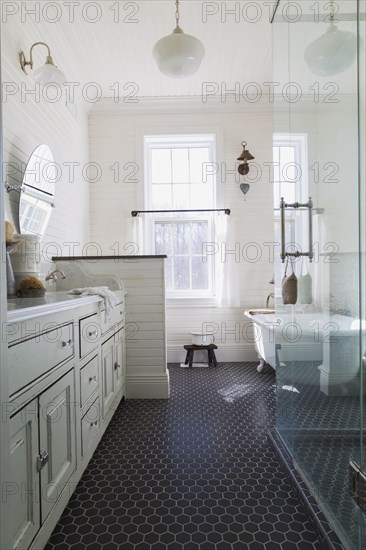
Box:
174;0;183;33
329;0;335;25
175;0;180;27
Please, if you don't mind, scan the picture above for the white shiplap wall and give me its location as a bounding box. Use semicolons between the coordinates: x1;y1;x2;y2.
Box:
54;257;169;398
89;100;274;361
2;14;91;268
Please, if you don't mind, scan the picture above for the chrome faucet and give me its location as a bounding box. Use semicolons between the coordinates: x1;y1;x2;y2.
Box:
46;269;66;283
266;292;275;308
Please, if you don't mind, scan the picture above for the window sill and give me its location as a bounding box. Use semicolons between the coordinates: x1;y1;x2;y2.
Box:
166;297;218;308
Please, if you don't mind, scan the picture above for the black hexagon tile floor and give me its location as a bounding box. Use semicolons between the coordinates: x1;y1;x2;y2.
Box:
46;363;326;550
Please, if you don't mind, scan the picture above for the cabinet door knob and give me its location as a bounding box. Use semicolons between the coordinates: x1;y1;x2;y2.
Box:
88;330;98;338
62;340;73;348
114;362;121;371
36;450;49;472
90;421;98;428
89;376;97;383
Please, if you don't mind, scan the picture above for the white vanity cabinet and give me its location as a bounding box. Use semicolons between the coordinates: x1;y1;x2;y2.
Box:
10;399;40;550
6;289;126;550
101;325;126;418
9;367;75;550
38;369;76;522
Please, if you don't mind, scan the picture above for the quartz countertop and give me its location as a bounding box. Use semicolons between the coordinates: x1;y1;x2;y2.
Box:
7;290;125;323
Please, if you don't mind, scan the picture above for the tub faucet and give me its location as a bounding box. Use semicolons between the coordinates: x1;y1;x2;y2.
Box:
266;292;275;308
46;269;66;283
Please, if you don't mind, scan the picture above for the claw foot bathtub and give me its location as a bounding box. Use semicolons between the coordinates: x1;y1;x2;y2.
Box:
245;309;365;395
244;309;276;372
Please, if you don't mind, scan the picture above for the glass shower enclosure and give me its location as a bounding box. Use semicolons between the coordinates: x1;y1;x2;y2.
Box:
272;1;366;548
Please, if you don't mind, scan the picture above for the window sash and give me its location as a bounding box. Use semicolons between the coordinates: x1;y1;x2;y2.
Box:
144;134;217;299
153;217;215;297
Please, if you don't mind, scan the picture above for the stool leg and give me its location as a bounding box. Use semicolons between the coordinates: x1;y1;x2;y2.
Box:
184;350;190;365
189;350;194;368
211;350;218;367
207;349;213;366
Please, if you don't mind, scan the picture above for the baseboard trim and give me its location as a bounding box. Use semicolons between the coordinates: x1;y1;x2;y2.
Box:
126;371;170;399
167;344;258;363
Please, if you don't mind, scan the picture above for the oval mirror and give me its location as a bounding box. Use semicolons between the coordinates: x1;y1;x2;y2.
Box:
19;144;56;238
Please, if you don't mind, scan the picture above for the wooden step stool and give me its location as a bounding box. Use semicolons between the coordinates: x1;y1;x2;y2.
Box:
183;344;218;368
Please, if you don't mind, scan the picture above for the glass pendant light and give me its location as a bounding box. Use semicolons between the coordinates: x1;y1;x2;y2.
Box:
153;0;205;78
304;1;357;76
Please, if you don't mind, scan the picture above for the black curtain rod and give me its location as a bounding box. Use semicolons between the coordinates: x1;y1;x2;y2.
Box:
131;209;231;217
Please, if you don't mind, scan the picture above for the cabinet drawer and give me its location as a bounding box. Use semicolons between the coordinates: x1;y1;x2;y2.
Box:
80;355;99;407
79;314;101;358
81;397;101;457
101;303;125;335
8;323;74;396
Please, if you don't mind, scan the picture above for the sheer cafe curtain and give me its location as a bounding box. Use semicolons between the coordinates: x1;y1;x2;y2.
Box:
126;216;144;255
216;213;240;308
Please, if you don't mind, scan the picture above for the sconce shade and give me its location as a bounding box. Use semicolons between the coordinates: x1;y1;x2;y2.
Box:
237;142;255;161
153;30;205;78
304;24;357;76
33;62;66;85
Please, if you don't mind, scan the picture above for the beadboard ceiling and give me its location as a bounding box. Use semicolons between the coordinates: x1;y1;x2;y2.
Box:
11;0;273;99
6;0;361;102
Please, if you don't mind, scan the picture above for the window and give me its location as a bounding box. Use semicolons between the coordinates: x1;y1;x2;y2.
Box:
144;135;217;299
273;134;308;294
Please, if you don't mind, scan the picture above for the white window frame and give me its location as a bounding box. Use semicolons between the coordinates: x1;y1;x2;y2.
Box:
144;134;218;302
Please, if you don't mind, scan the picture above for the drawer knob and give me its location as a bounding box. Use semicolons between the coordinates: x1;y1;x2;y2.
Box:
114;362;121;371
90;421;98;428
62;340;73;348
89;376;97;383
36;450;49;472
88;330;98;338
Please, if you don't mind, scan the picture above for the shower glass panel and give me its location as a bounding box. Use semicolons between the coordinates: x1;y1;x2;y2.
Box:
273;2;365;548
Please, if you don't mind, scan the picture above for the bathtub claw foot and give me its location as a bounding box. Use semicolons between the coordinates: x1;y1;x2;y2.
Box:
257;359;266;373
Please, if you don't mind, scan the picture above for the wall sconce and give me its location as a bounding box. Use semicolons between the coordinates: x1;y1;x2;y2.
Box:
237;141;254;195
19;42;66;85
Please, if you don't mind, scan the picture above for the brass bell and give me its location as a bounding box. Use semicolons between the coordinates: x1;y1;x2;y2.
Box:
238;163;250;176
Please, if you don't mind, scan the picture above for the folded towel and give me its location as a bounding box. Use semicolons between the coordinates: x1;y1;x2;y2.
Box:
68;286;118;321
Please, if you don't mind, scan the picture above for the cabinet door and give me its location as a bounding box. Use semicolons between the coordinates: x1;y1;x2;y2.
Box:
39;369;76;521
101;336;115;417
114;326;125;394
9;400;40;550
